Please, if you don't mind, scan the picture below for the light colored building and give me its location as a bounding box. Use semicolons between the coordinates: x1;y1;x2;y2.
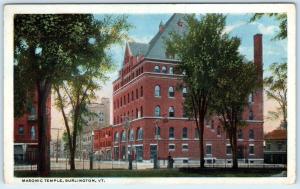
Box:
77;97;110;159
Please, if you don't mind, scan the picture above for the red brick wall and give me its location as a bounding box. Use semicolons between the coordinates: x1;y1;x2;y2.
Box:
14;88;51;145
108;34;264;162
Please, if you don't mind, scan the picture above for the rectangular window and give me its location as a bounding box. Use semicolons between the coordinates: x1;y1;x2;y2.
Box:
131;91;134;101
140;86;143;97
249;104;254;120
182;144;189;151
226;144;232;155
18;125;24;135
206;144;212;155
194;128;199;139
136;88;138;99
168;144;175;151
277;142;283;151
249;145;255;155
266;143;271;150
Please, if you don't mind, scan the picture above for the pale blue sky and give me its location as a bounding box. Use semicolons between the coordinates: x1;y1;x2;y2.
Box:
96;14;287;80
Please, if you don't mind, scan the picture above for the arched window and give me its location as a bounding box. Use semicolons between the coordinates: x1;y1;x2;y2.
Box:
162;66;167;73
169;127;175;139
168;87;175;97
129;129;134;141
154;65;160;73
182;87;187;98
155;126;161;137
169;106;175;117
114;132;119;142
249;129;254;139
169;67;174;74
153;106;160;117
137;128;144;140
121;130;126;141
154;85;161;97
182;127;188;139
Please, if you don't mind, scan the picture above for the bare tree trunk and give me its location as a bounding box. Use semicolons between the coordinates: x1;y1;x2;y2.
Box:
199;120;205;168
231;127;238;169
70;147;76;170
37;81;51;176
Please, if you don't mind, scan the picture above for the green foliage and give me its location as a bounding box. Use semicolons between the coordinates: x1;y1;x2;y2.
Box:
249;13;287;40
166;13;236;168
14;14;131;116
166;14;228;121
14;65;35;117
211;60;259;129
264;62;287;127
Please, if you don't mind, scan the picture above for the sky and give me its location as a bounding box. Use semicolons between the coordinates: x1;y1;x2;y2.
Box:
51;13;287;138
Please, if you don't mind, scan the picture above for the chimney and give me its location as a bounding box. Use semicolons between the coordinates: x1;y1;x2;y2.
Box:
254;34;263;81
159;21;164;33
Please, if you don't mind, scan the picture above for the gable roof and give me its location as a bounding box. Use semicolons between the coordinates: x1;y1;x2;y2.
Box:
265;129;287;140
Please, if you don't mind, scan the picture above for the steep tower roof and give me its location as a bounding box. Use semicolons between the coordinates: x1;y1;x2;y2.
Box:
126;13;188;61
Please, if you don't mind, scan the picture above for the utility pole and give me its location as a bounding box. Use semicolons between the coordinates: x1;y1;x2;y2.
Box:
51;128;64;163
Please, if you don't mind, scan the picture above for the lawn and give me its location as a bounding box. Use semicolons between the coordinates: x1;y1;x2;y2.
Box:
14;168;285;177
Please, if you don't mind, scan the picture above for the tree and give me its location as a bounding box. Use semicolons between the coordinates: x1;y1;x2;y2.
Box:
14;14;130;176
54;65;108;170
264;62;287;128
250;13;287;40
211;46;259;168
165;14;232;168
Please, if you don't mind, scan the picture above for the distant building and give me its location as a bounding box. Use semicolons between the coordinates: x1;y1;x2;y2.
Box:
108;14;264;164
77;97;110;159
94;126;113;160
14;89;51;164
50;138;65;159
264;128;287;164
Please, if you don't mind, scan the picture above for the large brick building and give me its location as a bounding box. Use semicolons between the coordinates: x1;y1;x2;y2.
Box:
14;89;51;164
109;14;264;164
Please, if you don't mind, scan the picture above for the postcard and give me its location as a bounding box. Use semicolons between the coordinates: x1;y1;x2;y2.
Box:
3;3;296;184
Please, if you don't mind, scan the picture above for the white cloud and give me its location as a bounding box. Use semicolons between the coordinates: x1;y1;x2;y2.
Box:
251;22;279;36
223;22;245;34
